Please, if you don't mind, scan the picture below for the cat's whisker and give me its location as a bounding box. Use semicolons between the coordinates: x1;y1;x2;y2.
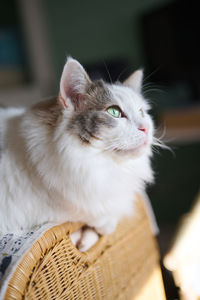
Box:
151;146;161;155
142;81;166;97
143;66;161;83
102;60;113;84
154;125;175;147
143;88;164;95
152;136;174;156
142;82;157;89
116;66;132;83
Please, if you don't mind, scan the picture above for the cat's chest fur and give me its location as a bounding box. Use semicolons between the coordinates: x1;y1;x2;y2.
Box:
31;132;142;221
57;149;138;215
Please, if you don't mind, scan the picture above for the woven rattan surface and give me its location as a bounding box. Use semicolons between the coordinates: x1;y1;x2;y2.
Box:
4;195;161;300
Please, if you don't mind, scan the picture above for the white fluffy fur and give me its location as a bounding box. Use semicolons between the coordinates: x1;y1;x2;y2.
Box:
0;59;154;243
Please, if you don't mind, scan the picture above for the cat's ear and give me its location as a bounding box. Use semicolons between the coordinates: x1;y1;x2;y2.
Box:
123;69;143;93
59;57;91;110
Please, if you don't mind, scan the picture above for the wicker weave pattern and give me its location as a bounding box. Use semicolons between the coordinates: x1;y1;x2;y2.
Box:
5;196;160;300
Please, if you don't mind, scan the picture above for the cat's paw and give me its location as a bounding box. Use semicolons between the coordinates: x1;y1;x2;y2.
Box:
70;227;99;252
95;219;117;235
78;227;99;252
70;229;82;246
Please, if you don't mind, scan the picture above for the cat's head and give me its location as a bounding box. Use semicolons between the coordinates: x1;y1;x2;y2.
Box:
59;57;154;158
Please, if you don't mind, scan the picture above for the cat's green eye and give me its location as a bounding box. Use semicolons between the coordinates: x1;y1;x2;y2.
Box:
139;108;144;118
107;106;122;118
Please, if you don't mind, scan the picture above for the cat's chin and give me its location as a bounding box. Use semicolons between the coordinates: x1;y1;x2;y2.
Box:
114;141;150;158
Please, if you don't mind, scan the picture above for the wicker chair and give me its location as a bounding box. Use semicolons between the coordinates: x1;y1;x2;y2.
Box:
4;195;165;300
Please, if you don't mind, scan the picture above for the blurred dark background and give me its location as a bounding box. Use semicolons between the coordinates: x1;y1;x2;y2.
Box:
0;0;200;298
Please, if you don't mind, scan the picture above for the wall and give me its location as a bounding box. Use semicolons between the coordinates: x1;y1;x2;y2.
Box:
43;0;173;82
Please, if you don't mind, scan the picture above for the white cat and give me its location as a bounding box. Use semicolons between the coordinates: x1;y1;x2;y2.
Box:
0;58;155;251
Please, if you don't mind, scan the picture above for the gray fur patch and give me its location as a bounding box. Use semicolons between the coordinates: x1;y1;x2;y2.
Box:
68;111;115;143
31;97;62;127
85;80;113;110
31;81;116;144
68;80;116;143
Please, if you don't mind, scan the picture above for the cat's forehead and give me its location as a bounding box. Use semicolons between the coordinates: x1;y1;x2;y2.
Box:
85;80;148;112
108;84;146;110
